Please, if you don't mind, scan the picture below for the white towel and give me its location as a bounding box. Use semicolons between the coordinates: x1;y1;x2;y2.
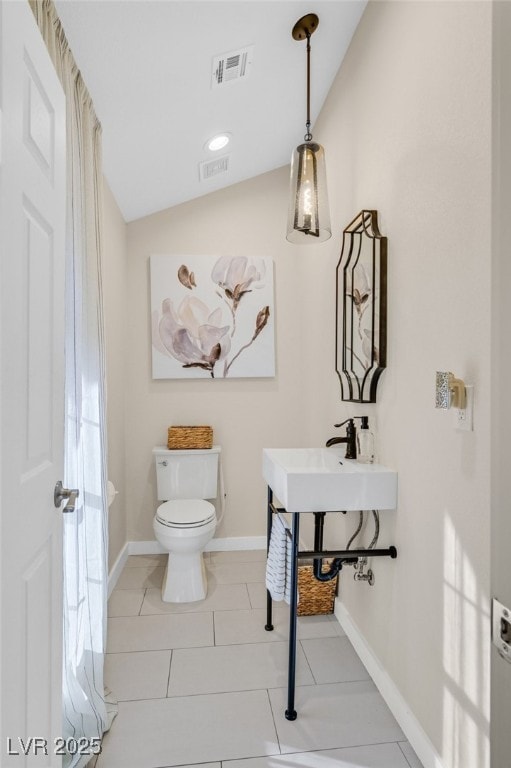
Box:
265;514;296;605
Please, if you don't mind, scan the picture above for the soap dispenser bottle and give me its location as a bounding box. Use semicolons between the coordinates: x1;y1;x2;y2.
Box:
356;417;375;464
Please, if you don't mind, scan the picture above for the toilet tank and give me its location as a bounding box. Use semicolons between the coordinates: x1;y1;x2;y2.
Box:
153;446;220;500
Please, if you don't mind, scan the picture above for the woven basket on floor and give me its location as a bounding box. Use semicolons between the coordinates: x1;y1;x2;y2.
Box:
297;561;337;616
167;425;213;450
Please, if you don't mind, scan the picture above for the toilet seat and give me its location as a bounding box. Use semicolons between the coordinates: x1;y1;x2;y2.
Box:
156;499;216;529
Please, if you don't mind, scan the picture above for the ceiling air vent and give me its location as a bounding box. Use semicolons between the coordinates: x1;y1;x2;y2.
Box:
199;154;230;181
212;46;254;88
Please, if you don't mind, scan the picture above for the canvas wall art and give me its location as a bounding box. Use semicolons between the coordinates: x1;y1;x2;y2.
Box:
151;254;275;379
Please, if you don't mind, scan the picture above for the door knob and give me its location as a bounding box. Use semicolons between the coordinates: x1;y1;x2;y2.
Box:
54;481;79;513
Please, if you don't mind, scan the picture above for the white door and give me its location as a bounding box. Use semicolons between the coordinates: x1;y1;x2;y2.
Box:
0;2;66;765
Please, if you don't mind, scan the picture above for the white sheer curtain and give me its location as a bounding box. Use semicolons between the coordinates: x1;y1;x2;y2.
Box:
29;2;116;765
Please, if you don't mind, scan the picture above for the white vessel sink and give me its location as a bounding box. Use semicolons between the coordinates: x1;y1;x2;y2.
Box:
262;447;397;512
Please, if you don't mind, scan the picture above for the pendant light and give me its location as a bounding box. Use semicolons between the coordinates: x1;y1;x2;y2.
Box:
286;13;331;244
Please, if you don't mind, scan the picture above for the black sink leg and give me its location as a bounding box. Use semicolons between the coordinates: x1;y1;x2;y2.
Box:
265;486;274;631
285;511;300;720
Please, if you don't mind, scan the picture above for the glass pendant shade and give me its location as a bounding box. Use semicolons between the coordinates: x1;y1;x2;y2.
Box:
286;141;331;244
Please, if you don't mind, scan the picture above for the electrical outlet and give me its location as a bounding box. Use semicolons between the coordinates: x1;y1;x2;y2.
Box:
492;598;511;663
455;384;474;431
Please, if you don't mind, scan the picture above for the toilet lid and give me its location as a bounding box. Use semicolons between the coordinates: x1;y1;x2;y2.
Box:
156;499;216;527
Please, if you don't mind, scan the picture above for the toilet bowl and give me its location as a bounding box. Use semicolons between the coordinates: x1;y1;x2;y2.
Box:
153;446;220;603
153;499;217;602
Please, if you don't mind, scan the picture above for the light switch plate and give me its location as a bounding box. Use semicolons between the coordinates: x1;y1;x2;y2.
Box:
455;384;474;431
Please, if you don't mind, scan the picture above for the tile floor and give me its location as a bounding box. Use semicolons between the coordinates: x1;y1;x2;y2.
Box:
95;551;424;768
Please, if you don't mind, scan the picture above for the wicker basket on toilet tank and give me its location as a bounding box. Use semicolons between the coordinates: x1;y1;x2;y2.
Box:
167;426;213;450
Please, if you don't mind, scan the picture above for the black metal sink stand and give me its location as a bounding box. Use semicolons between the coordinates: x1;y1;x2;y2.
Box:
265;486;397;720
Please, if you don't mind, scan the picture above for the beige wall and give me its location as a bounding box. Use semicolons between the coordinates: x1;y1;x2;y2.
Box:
119;1;491;764
126;169;312;542
102;178;128;568
306;2;491;767
491;1;511;762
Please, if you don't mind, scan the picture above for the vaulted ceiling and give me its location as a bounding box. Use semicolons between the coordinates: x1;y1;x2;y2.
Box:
55;1;366;221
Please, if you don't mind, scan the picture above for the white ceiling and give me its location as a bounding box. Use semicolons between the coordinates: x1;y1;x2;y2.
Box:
55;1;367;222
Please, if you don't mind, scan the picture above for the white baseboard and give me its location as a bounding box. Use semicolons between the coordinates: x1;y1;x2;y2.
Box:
127;535;266;554
206;535;266;552
107;542;129;597
334;598;444;768
108;536;266;592
127;539;166;556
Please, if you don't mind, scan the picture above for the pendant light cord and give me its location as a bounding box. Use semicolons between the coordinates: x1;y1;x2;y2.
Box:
305;32;312;142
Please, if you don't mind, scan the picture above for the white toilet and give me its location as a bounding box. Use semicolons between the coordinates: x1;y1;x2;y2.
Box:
152;445;220;603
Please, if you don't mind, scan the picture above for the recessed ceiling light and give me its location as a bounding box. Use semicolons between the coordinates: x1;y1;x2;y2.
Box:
206;133;231;152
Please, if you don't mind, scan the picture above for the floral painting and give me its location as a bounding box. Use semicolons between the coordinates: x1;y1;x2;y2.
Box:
150;254;275;379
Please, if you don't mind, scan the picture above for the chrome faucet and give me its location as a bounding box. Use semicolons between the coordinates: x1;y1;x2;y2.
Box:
325;418;357;459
